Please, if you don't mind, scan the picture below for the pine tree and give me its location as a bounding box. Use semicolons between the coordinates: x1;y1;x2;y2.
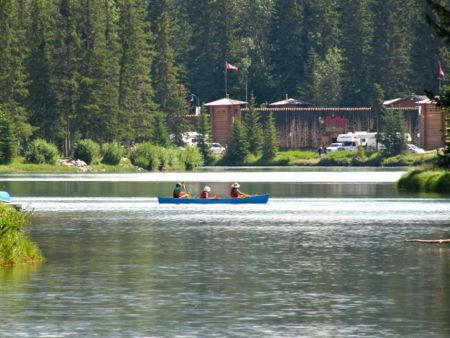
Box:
426;0;450;168
0;110;16;164
370;83;385;149
77;0;120;143
302;0;341;58
185;0;242;102
408;0;441;95
298;48;320;102
262;113;278;161
238;0;274;101
339;0;372;106
197;109;214;164
224;121;250;165
370;0;414;98
150;0;188;145
380;109;406;156
117;0;154;142
0;0;33;149
27;0;57;141
51;0;81;156
150;112;170;147
244;95;263;154
269;0;305;98
314;47;344;105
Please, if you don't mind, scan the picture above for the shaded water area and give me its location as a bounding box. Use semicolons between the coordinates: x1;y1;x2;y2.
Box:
1;169;450;337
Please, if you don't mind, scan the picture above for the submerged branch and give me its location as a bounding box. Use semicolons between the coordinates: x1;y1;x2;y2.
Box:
405;239;450;244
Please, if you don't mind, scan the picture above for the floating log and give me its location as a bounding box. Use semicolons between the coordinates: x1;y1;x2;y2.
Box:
404;239;450;244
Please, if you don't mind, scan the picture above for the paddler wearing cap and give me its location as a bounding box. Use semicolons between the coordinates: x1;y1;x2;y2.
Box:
230;182;248;198
200;186;211;199
173;182;190;199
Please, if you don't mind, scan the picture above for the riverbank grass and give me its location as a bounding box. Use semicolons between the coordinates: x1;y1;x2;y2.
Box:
0;157;79;173
218;149;437;167
0;204;43;267
397;168;450;193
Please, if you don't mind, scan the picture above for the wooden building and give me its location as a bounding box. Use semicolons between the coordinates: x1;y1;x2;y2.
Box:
205;95;444;150
204;97;247;146
384;95;445;150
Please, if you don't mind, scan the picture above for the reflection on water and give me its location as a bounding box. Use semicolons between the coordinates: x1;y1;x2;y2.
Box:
2;180;402;198
0;197;449;337
0;172;449;337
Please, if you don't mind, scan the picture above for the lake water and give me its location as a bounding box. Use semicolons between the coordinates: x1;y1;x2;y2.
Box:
1;169;449;337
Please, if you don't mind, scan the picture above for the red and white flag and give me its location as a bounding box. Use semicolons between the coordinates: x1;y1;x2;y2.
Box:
225;61;239;71
438;65;445;80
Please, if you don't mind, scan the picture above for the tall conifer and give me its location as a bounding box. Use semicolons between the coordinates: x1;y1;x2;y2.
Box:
150;112;170;147
0;110;16;164
244;95;263;154
339;0;372;106
51;0;81;156
150;0;187;145
185;0;241;102
262;113;279;161
77;0;120;143
370;0;414;98
27;0;56;140
117;0;154;142
269;0;305;98
197;109;214;165
0;0;32;148
224;121;250;165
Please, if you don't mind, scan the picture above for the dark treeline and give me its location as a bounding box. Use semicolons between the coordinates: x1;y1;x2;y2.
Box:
0;0;448;155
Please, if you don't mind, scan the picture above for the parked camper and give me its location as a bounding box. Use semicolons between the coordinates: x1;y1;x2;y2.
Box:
336;133;360;151
337;131;412;151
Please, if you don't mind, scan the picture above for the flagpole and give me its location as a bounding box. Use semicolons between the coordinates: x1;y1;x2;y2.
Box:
439;61;442;94
225;62;228;97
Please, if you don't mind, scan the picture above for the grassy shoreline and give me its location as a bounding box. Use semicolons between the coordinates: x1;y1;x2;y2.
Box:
0;151;438;173
0;204;43;267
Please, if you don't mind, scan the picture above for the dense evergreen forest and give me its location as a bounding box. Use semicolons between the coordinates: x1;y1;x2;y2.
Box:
0;0;449;155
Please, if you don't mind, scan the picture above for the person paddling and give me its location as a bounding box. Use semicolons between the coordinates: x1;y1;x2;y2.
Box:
230;182;248;198
173;182;190;199
200;186;211;199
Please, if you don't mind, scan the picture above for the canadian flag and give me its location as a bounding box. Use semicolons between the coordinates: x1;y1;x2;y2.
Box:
438;65;445;80
225;61;239;71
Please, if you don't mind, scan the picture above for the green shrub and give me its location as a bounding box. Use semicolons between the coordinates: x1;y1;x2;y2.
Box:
383;155;408;167
0;204;42;266
397;169;424;191
74;139;100;165
130;142;161;171
180;146;203;170
319;151;353;166
398;169;450;193
102;142;125;165
25;139;60;164
0;110;16;165
435;171;450;193
159;147;180;170
351;149;369;166
384;152;436;167
366;152;383;166
272;150;318;165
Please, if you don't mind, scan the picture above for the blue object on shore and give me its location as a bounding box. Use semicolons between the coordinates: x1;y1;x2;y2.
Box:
0;191;12;203
158;194;269;204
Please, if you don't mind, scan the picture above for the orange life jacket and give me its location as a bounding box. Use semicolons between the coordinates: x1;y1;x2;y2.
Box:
230;188;240;198
200;191;210;199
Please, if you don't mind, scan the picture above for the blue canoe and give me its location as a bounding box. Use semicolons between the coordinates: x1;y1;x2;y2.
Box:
0;191;12;203
158;194;269;204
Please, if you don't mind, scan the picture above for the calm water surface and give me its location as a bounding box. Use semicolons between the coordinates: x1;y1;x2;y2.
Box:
0;170;449;337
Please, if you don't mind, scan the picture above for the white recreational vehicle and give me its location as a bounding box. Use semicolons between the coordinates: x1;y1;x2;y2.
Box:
336;133;362;151
336;132;411;151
